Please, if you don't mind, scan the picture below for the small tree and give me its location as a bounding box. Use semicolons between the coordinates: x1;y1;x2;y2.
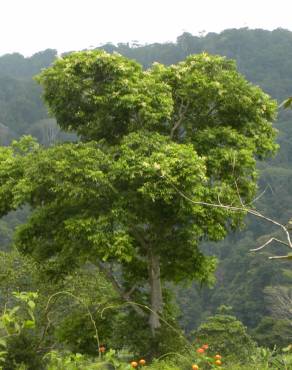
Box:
195;305;256;361
0;51;277;339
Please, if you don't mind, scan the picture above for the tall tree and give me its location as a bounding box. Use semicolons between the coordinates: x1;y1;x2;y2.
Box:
0;51;277;338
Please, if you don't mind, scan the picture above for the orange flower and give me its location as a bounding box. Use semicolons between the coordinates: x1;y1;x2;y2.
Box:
202;344;209;350
215;360;222;366
196;348;205;354
131;361;138;368
214;354;222;360
98;346;106;353
139;359;146;366
192;364;199;370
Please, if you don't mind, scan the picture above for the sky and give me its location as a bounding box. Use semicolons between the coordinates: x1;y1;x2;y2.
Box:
1;0;292;56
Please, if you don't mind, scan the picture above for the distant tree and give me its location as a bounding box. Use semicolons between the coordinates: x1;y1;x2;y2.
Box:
26;119;60;146
264;285;292;325
252;316;291;348
25;118;77;146
0;51;277;342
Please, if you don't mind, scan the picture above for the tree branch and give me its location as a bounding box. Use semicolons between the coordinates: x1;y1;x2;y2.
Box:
97;262;146;317
163;174;292;259
269;255;292;260
170;100;189;139
251;237;290;252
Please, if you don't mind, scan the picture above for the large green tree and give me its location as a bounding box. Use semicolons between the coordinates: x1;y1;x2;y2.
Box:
0;51;277;337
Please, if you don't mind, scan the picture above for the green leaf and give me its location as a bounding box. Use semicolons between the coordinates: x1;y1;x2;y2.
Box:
23;320;35;329
28;300;36;310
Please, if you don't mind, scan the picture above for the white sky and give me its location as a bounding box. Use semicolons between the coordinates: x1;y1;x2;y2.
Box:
1;0;292;56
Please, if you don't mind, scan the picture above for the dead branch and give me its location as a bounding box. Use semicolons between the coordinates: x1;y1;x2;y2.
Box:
250;237;290;252
163;174;292;260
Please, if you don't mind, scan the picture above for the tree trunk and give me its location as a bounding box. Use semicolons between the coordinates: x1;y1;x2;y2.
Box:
148;251;163;336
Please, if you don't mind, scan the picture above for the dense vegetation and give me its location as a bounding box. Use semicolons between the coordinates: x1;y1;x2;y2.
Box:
0;28;291;369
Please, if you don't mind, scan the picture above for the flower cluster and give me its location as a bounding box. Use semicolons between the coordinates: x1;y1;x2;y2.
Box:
214;354;222;366
131;358;146;368
192;343;223;369
98;345;106;353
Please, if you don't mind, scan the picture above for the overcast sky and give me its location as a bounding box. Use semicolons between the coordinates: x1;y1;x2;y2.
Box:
1;0;291;56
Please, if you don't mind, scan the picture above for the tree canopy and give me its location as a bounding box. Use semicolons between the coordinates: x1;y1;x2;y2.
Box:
0;50;277;338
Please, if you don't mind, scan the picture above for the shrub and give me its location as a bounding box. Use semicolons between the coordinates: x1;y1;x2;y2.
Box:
193;305;256;361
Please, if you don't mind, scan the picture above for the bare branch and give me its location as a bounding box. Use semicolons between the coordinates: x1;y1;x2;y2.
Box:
250;237;290;252
249;185;268;205
162;174;292;259
269;255;292;260
124;284;137;300
247;209;292;249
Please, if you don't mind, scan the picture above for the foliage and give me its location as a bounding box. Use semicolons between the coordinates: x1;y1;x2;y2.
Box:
0;250;38;302
3;332;44;370
0;50;278;346
0;29;292;366
0;29;291;339
0;248;129;367
44;351;104;370
0;291;39;369
99;31;292;334
55;306;117;355
194;306;256;362
252;316;292;349
0;288;290;369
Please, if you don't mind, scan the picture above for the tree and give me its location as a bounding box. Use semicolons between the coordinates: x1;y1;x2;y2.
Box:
252;316;291;348
264;285;292;324
194;305;256;361
0;51;277;340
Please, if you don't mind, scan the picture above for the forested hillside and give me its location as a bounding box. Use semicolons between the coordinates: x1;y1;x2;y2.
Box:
0;28;291;367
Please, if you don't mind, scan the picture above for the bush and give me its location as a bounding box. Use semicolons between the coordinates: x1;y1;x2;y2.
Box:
3;332;44;370
193;305;256;362
54;307;116;356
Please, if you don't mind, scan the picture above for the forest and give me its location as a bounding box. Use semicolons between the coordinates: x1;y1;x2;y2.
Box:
0;28;291;369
